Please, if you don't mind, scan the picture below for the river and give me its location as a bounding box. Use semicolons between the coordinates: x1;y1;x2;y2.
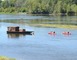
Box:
0;14;77;60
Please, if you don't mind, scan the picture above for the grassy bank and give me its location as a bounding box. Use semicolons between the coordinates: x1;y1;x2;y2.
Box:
29;24;77;29
0;56;16;60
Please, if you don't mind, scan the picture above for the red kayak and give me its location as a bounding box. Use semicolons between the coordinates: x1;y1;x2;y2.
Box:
48;32;56;35
62;32;71;35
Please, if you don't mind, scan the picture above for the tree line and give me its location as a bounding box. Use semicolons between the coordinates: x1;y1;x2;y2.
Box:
0;0;77;15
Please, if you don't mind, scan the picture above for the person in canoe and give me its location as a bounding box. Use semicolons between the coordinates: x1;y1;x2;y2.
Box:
62;32;71;35
48;31;56;35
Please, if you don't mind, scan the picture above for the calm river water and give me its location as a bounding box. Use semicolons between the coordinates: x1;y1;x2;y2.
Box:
0;14;77;60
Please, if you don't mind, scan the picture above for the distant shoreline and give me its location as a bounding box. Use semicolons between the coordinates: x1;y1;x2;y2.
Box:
0;12;77;16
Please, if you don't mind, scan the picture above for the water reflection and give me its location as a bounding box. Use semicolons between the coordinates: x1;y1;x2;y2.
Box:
7;33;32;38
0;15;77;25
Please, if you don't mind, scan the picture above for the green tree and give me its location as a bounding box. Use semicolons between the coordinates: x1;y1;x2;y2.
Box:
71;4;77;15
0;0;77;15
1;0;9;8
53;1;62;14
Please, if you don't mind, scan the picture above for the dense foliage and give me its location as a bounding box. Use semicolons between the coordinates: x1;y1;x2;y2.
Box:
0;0;77;15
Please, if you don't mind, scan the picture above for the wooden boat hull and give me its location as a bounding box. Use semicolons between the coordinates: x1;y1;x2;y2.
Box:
7;31;34;35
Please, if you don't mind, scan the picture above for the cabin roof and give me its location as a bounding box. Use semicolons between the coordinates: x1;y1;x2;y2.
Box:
8;26;19;28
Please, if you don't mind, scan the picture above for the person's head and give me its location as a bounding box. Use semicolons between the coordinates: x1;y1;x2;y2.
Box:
53;31;55;33
68;32;69;33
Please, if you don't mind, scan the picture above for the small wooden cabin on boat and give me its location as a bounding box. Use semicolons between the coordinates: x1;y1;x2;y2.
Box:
8;26;20;32
7;26;33;34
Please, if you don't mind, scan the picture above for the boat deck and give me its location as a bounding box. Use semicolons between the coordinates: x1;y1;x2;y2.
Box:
7;31;34;35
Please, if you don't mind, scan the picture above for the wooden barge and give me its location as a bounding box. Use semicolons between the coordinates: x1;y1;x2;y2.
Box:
7;26;34;35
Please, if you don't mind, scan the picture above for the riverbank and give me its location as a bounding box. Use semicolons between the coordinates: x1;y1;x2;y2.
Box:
0;56;15;60
29;24;77;29
0;12;76;16
0;12;18;14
